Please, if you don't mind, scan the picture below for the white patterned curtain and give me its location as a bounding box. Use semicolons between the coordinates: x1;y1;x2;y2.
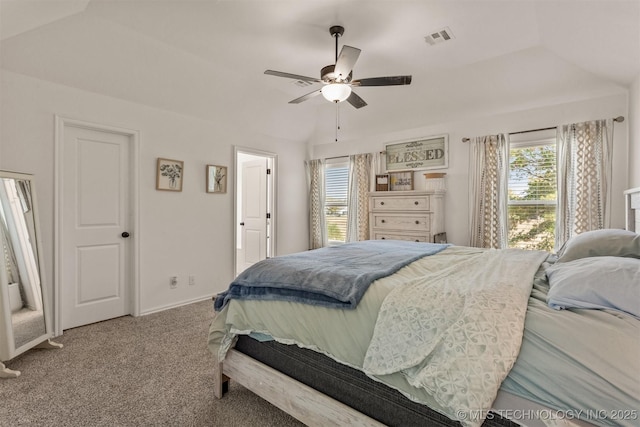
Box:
346;153;372;242
468;134;509;249
556;119;613;248
304;159;327;249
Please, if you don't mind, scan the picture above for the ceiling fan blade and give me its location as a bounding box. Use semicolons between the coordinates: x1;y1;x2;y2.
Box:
264;70;322;83
289;89;322;104
352;75;412;86
334;45;361;81
346;91;367;109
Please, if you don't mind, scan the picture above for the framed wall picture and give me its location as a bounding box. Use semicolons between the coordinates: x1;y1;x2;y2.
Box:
389;171;413;191
207;165;227;193
385;134;448;172
156;158;183;191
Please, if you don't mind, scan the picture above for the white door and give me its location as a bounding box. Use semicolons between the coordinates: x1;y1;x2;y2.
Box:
239;159;267;273
61;125;131;329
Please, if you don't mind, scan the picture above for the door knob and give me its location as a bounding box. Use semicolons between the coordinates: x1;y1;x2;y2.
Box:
121;232;130;238
240;222;245;226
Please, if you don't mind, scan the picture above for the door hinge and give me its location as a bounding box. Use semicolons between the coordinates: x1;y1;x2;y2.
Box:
266;168;271;175
266;213;271;219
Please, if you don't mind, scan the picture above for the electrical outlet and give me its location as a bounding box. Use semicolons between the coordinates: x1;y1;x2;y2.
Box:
189;275;196;286
170;276;178;289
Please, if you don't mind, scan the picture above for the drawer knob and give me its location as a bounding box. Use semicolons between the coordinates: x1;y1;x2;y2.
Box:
381;219;386;223
415;239;419;242
414;201;419;205
415;220;420;224
380;201;385;205
381;237;386;240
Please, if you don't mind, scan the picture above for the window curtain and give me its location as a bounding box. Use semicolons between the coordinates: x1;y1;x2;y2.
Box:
468;134;509;249
346;153;372;242
304;159;327;249
556;119;613;248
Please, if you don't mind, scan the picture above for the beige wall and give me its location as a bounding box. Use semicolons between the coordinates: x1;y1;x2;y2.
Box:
0;70;309;317
312;93;629;246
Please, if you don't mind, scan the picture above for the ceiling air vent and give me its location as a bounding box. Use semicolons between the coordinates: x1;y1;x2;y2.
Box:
424;27;455;46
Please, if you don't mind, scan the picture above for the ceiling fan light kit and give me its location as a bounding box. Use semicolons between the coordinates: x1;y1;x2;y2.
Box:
264;25;412;109
322;83;352;103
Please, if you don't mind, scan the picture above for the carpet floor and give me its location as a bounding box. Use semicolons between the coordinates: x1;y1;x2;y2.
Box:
0;299;304;427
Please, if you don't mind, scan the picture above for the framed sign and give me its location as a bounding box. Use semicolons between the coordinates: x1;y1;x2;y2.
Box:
156;158;183;191
206;165;227;193
389;171;413;191
385;134;448;171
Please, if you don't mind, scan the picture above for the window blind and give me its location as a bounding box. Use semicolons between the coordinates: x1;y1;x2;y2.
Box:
325;160;349;243
508;137;556;251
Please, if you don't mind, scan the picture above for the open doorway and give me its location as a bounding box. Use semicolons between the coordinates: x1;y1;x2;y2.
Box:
234;147;276;277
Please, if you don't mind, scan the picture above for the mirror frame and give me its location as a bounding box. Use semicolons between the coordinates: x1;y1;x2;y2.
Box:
0;170;53;363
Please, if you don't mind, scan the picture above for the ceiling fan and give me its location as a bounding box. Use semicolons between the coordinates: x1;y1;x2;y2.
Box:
264;25;412;109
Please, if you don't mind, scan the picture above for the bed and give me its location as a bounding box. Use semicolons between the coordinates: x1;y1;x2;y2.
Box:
209;192;640;427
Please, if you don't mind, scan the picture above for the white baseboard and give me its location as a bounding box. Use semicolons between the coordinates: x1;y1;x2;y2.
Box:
139;295;213;316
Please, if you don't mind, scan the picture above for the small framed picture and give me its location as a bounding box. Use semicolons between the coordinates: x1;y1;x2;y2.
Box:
389;171;413;191
376;174;389;191
156;158;183;191
207;165;227;193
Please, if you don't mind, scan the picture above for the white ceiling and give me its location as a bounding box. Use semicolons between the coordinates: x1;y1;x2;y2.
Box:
1;0;639;144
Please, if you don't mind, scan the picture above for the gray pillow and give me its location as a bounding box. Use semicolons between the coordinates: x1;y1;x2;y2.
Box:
556;229;640;263
546;256;640;317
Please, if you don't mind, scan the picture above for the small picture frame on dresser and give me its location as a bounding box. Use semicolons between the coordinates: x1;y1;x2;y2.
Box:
376;174;389;191
389;171;413;191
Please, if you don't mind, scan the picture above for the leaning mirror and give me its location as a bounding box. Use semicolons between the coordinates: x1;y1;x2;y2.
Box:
0;170;60;378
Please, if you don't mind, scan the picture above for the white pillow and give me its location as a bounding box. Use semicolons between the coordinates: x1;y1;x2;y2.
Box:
546;256;640;317
556;229;640;263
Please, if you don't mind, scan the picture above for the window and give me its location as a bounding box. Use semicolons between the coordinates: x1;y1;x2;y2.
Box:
508;133;556;251
325;159;349;244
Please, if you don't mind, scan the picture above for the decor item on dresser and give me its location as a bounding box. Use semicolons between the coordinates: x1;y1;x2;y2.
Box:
369;190;445;243
0;170;61;378
388;171;413;191
424;172;447;191
385;134;448;171
156;158;183;191
433;232;447;244
206;165;227;194
375;174;389;191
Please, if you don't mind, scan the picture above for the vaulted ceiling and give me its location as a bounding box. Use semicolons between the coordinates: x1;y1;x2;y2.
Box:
1;0;639;144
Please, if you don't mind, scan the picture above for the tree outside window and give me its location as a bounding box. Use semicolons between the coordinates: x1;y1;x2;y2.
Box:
508;142;556;251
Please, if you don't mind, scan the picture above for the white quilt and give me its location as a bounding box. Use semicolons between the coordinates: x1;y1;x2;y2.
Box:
363;249;548;427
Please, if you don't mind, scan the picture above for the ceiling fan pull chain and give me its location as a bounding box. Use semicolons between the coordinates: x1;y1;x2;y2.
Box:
335;102;339;142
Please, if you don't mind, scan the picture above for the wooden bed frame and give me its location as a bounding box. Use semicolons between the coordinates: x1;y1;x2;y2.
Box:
214;349;384;427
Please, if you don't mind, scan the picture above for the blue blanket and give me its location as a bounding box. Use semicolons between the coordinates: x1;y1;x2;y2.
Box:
214;240;449;311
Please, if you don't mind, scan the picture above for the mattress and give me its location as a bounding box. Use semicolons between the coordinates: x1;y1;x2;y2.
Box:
234;334;518;427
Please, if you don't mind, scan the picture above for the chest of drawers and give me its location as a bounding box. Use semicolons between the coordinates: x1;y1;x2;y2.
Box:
369;190;445;243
